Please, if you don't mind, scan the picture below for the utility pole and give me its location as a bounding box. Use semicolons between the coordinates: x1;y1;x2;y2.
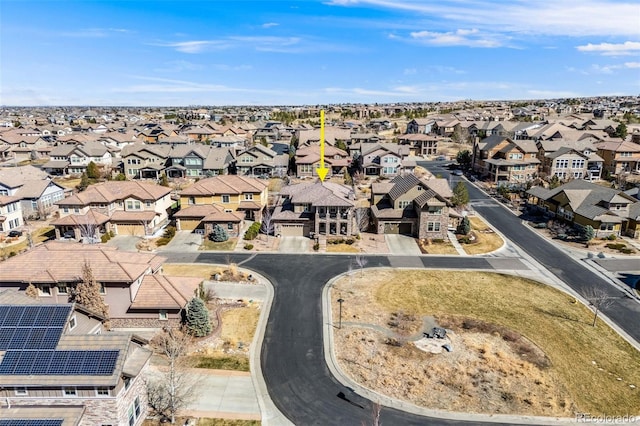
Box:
337;298;344;329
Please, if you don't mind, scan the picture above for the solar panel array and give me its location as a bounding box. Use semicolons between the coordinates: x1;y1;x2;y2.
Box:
0;305;70;350
0;421;63;426
0;350;119;376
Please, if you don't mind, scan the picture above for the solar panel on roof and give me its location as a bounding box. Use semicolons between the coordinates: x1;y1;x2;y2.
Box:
3;306;25;326
8;328;29;350
0;420;63;426
49;306;71;327
0;306;9;325
18;306;40;327
0;350;119;376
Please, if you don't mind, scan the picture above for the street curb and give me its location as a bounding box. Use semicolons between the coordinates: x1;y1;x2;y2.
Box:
321;268;620;425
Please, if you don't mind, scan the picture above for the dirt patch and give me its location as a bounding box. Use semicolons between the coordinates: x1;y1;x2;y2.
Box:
418;238;459;255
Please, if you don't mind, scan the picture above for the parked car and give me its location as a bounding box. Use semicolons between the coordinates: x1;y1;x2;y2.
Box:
453;170;464;176
7;230;22;238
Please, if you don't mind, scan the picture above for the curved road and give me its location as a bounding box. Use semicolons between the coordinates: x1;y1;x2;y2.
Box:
159;164;640;425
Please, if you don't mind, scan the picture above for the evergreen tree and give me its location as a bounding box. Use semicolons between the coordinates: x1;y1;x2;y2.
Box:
582;225;595;245
456;216;471;235
185;297;211;337
159;173;170;187
86;161;100;179
76;173;89;192
456;150;472;170
451;181;469;206
614;123;628;139
209;224;229;242
71;261;110;328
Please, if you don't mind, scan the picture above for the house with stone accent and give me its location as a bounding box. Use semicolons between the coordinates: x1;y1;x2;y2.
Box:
595;139;640;176
541;147;603;181
0;242;201;326
178;175;268;225
370;174;453;239
174;204;245;237
353;143;411;177
272;181;355;237
0;165;67;220
295;144;350;178
52;181;173;240
473;135;540;185
526;179;639;238
0;289;152;426
234;144;289;177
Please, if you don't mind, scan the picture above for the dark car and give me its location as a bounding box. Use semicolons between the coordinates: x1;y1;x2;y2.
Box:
8;230;22;238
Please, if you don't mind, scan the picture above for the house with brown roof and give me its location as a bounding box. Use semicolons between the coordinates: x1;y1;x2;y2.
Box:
353;143;410;178
42;140;113;176
0;289;152;426
178;175;268;228
595;139;640;176
52;181;173;239
295;144;350;178
397;134;440;156
473;135;540;185
526;179;639;238
0;242;201;325
234;144;289;177
272;181;355;237
370;174;453;239
120;143;172;179
0;165;66;220
541;147;603;182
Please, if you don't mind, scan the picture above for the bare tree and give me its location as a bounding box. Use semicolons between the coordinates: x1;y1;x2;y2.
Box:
260;207;275;241
354;254;368;277
146;327;199;424
70;261;110;329
77;217;98;244
584;287;615;327
354;207;370;234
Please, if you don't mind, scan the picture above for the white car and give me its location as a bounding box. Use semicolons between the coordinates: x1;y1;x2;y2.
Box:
453;170;464;176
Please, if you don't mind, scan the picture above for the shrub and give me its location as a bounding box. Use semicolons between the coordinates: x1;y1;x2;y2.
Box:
244;243;254;250
163;226;176;239
605;243;626;250
108;230;115;238
209;224;229;242
456;217;471;235
313;243;320;251
243;222;261;240
458;236;471;244
100;234;110;243
345;238;355;245
155;237;170;246
432;238;445;244
620;248;635;254
607;234;617;240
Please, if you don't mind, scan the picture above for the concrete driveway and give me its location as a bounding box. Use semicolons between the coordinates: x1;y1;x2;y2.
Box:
278;236;310;253
385;234;422;255
105;235;141;252
158;230;202;252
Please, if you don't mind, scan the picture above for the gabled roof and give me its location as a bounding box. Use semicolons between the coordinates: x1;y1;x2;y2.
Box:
130;275;201;310
179;175;267;196
279;181;354;207
56;181;171;206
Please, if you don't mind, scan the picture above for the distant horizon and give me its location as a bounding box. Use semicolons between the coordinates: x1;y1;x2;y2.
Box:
2;1;639;106
1;93;639;110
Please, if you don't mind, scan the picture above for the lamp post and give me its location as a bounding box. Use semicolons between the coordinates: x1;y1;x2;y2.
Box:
337;298;344;329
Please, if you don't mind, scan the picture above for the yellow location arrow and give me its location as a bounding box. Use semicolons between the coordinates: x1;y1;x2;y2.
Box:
317;109;329;182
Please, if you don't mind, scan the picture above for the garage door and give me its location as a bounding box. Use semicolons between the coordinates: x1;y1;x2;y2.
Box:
399;223;412;235
179;219;201;231
280;224;304;237
115;224;145;236
384;223;399;234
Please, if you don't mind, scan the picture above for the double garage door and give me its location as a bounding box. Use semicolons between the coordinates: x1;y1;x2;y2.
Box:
384;222;412;235
279;224;305;237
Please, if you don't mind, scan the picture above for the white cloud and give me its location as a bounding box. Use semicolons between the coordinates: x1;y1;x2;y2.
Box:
262;22;279;28
60;27;133;38
576;41;640;56
403;68;417;75
625;62;640;68
589;61;640;74
409;28;500;48
327;0;640;37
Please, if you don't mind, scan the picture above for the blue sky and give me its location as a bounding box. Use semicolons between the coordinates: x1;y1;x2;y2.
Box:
1;0;639;106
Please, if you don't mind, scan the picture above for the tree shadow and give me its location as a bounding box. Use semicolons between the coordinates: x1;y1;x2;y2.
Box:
618;273;640;291
533;306;585;324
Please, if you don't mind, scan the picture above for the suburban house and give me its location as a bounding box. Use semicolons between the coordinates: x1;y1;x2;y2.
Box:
526;179;639;238
595;139;640;176
165;145;234;178
272;181;355;237
473;135;540;185
0;289;152;426
0;165;67;220
178;175;268;225
52;181;173;239
0;242;202;326
43;140;114;176
406;118;436;134
0;195;23;233
295;143;350;178
120;143;172;179
353;143;411;177
541;147;603;181
370;174;453;239
174;204;245;237
397;134;440;156
234;144;289;177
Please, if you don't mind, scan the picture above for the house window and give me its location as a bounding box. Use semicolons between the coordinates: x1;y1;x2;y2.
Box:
64;387;77;397
68;315;77;330
227;222;233;230
572;159;585;169
427;222;441;232
241;156;253;163
399;200;411;208
146;201;151;207
383;167;395;174
244;193;253;200
95;387;109;397
124;376;131;391
57;283;68;294
126;200;141;210
39;285;51;297
74;208;80;213
620;152;632;157
185;157;203;165
188;197;195;205
428;206;443;214
221;195;230;203
509;153;523;160
99;282;106;294
159;310;168;321
600;223;614;231
556;159;568;169
14;387;27;396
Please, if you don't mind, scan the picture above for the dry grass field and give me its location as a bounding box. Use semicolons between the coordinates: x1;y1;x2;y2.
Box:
220;305;261;348
418;238;459;255
326;243;361;253
331;270;640;417
461;216;504;255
